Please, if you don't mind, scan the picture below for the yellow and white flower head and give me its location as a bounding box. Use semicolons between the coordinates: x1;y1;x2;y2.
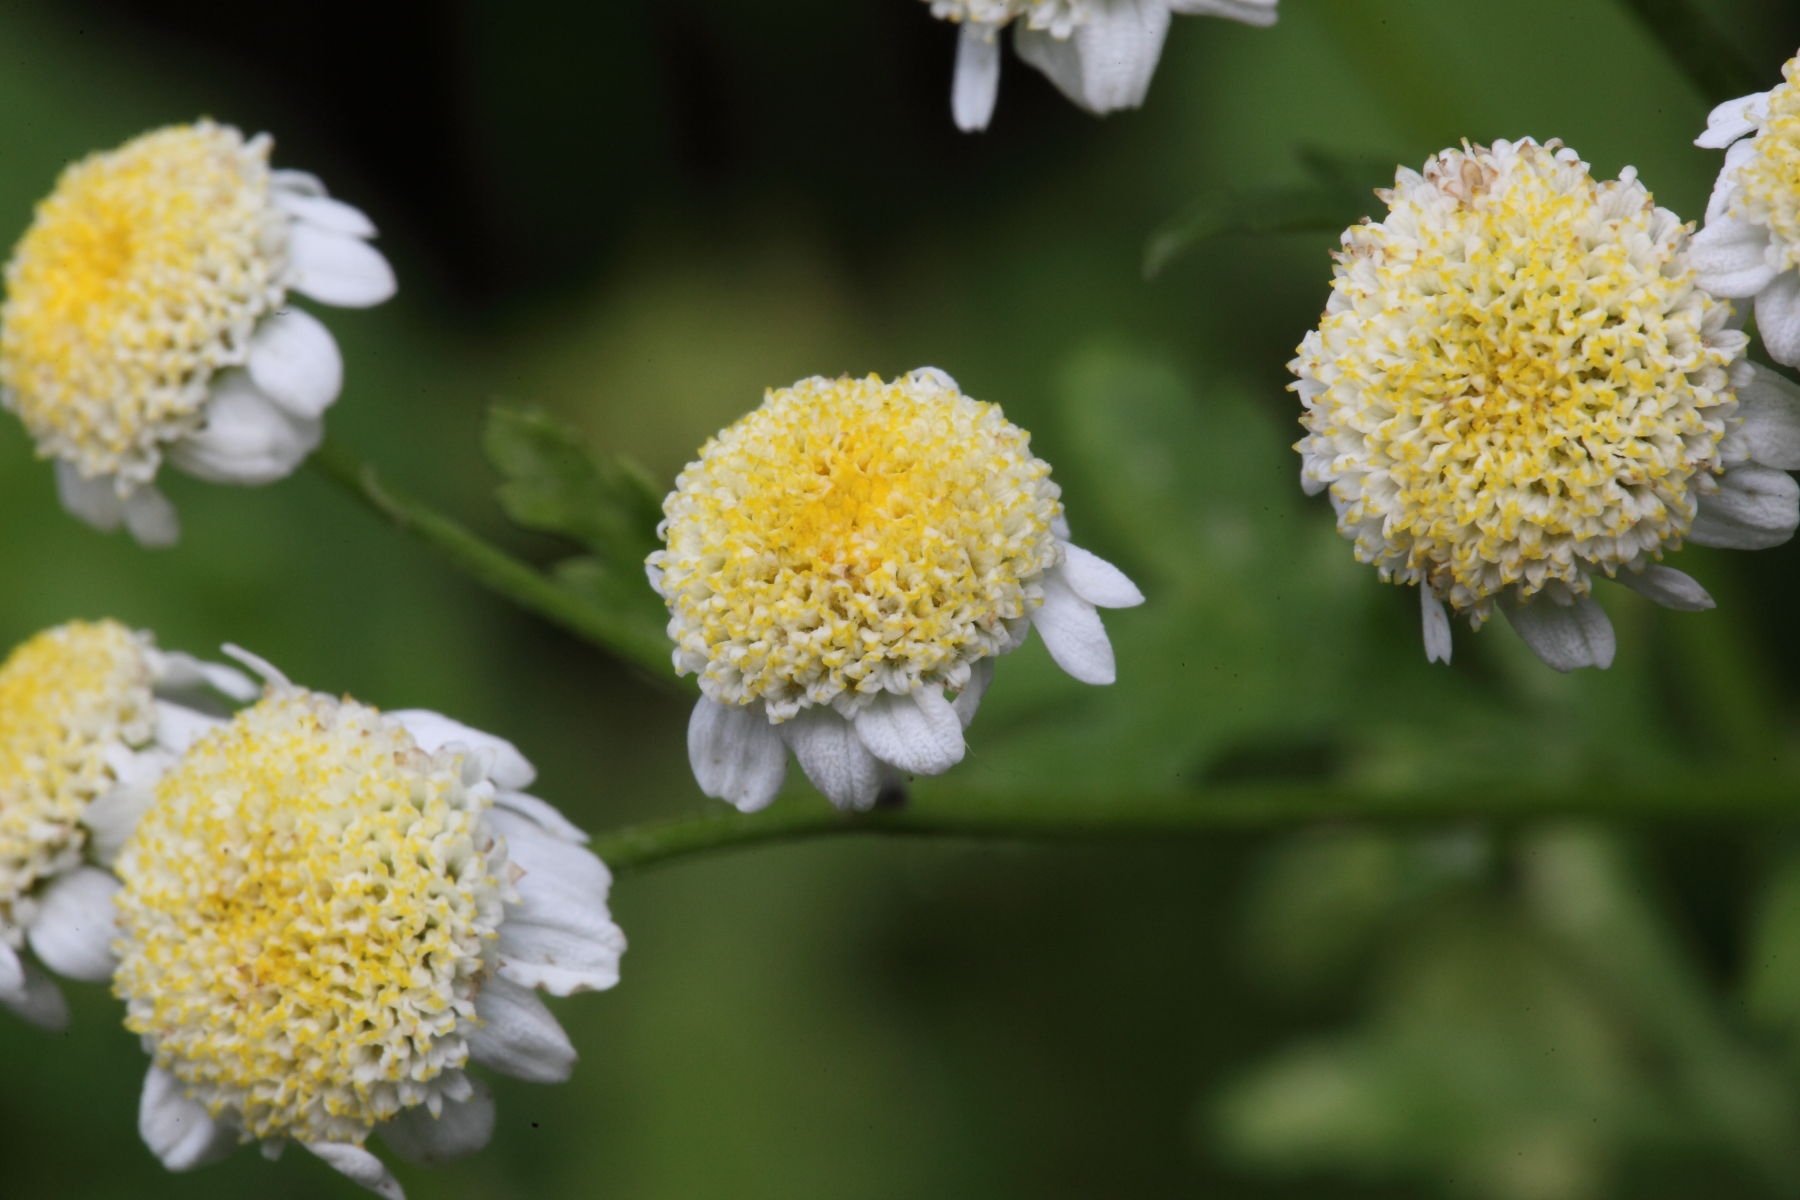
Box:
649;369;1143;812
1292;139;1800;671
927;0;1276;132
112;656;624;1199
0;120;396;546
0;619;251;1029
1693;52;1800;367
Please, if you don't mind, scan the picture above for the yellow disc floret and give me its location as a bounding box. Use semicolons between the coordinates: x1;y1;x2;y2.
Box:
1734;56;1800;269
113;691;508;1146
0;121;288;486
1292;139;1743;621
651;371;1064;718
0;620;153;940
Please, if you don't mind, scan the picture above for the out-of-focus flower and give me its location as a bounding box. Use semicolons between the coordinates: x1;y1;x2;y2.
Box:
926;0;1277;132
1693;53;1800;367
1292;139;1800;671
0;120;395;545
0;619;249;1028
112;665;624;1199
649;368;1142;812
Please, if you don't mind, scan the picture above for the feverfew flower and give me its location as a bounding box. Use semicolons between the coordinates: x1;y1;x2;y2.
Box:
649;369;1143;812
1;120;395;546
927;0;1277;132
0;619;250;1029
1693;53;1800;366
1292;139;1800;671
112;668;624;1199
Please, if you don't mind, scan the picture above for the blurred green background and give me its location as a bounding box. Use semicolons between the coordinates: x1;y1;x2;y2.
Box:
5;1;1800;1196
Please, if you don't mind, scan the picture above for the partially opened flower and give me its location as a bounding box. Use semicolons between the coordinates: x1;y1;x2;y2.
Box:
1;119;395;545
1693;52;1800;366
927;0;1277;132
1292;139;1800;671
113;666;624;1198
650;369;1143;812
0;619;250;1029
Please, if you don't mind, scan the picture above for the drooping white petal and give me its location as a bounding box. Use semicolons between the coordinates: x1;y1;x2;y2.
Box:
276;190;379;239
247;306;344;420
381;1078;496;1166
389;709;537;790
26;866;120;982
0;942;22;994
1503;594;1616;672
270;168;327;197
122;484;180;548
687;696;788;812
1030;571;1117;685
54;461;124;532
1696;90;1772;149
1689;465;1800;549
1167;0;1280;26
1614;564;1715;611
951;657;995;729
1734;363;1800;469
952;24;1003;133
782;706;885;811
1014;0;1172;115
170;372;320;486
853;688;965;777
305;1140;406;1200
1058;542;1145;608
287;222;398;308
488;808;624;996
139;1066;236;1171
1756;271;1800;368
469;975;577;1083
0;960;68;1029
493;790;590;844
1420;587;1452;664
1688;218;1781;299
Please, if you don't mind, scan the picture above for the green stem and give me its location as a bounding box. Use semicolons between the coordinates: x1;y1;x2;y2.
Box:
309;439;681;685
592;778;1800;876
1615;0;1766;100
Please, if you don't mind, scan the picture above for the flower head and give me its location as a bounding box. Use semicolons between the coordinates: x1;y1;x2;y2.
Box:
1;120;395;545
927;0;1277;132
1292;139;1800;670
650;369;1142;811
0;619;249;1028
113;673;623;1198
1693;52;1800;367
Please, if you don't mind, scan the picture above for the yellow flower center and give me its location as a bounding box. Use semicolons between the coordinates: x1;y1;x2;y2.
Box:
651;371;1063;717
1735;56;1800;268
113;691;506;1145
0;121;288;485
1292;140;1740;619
0;619;152;939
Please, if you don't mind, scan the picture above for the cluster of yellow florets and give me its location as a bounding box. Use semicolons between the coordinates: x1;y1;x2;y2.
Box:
1733;57;1800;267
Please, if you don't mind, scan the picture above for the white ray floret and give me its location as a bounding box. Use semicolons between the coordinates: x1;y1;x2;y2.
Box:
0;619;250;1029
0;120;395;546
111;674;624;1200
650;368;1143;812
926;0;1276;132
1291;138;1800;671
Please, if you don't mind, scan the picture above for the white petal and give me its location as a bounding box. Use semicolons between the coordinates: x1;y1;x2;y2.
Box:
140;1066;236;1171
1696;90;1771;149
853;689;965;777
247;307;344;420
305;1141;406;1200
952;24;1003;132
494;790;589;844
1705;140;1758;225
287;223;397;308
1757;271;1800;368
1059;542;1145;608
271;168;327;196
381;1078;495;1166
122;485;180;548
1420;588;1452;664
169;373;319;486
1503;594;1616;672
1030;571;1117;685
1689;465;1800;549
54;462;124;532
0;942;21;994
85;748;175;864
951;657;995;729
26;866;120;982
1735;363;1800;469
470;975;577;1083
0;960;68;1029
1168;0;1279;25
488;809;624;996
277;190;378;238
1688;218;1781;299
155;701;220;755
686;696;787;813
388;709;536;790
1014;0;1172;115
1613;564;1715;611
148;649;258;701
782;706;885;811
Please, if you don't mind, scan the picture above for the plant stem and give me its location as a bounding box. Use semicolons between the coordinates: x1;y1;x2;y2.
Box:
591;778;1800;875
1615;0;1766;100
309;439;681;686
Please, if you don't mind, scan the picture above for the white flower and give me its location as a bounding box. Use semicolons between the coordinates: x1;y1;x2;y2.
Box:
927;0;1277;132
0;619;251;1029
0;120;396;546
112;664;624;1199
1291;139;1800;671
1693;53;1800;367
649;368;1143;812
